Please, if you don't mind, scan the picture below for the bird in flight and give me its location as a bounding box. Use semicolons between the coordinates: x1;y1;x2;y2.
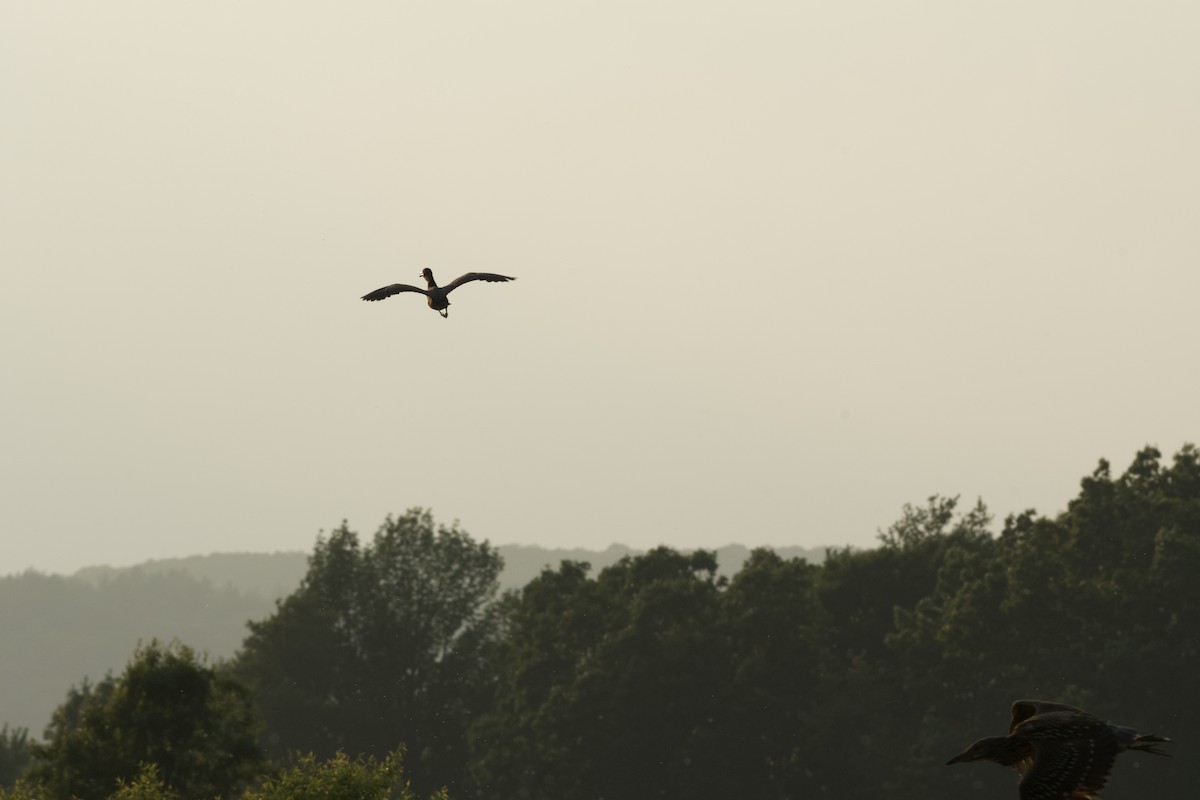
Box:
946;699;1170;799
361;268;516;318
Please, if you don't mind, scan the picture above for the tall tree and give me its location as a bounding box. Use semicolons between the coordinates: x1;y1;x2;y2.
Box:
470;548;735;800
234;509;503;796
721;549;836;797
26;641;263;800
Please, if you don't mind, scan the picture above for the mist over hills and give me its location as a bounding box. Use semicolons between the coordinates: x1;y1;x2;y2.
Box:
2;542;828;736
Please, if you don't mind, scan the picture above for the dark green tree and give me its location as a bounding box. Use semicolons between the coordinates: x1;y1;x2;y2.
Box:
720;549;837;797
801;496;997;797
470;548;735;800
0;725;31;788
234;509;503;796
26;641;263;800
819;495;990;660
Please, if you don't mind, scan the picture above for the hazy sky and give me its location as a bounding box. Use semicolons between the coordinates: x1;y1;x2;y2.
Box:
3;1;1197;575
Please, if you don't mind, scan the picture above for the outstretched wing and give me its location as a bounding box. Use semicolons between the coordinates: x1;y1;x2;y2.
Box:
1019;736;1121;800
441;272;516;293
361;283;426;301
1011;700;1086;734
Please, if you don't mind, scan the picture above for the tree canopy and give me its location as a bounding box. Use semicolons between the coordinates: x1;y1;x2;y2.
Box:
25;641;263;800
233;509;504;796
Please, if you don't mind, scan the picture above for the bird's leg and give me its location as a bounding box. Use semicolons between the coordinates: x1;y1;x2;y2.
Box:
439;309;448;318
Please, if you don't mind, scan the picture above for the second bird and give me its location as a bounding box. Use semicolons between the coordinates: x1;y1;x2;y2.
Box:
946;699;1170;799
361;268;515;318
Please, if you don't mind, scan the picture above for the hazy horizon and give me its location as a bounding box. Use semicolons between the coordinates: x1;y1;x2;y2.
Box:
4;2;1197;575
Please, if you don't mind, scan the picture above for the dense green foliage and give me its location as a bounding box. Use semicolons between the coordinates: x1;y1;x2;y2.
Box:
233;510;504;797
5;446;1197;799
25;642;264;800
0;727;30;788
468;446;1198;799
470;550;731;798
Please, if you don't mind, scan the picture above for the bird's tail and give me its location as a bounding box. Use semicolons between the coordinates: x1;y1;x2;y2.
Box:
1130;733;1172;757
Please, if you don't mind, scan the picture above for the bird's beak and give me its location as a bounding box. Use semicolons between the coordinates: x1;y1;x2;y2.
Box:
945;752;972;766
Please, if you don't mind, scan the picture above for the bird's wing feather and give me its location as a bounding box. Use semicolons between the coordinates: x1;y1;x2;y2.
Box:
1018;735;1120;800
441;272;516;293
361;283;427;301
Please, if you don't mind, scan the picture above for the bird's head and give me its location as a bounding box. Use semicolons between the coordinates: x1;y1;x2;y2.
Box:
419;268;434;280
946;737;1010;765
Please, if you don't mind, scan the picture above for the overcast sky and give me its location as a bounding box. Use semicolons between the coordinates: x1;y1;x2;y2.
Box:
3;1;1197;575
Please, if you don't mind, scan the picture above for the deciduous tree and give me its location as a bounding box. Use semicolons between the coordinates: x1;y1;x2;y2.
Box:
27;641;263;800
234;509;503;796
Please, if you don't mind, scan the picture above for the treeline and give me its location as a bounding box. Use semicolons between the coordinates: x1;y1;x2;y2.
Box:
3;445;1198;799
0;545;823;735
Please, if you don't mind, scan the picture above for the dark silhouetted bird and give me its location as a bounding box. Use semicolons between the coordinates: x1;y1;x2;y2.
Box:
946;699;1170;799
361;268;515;318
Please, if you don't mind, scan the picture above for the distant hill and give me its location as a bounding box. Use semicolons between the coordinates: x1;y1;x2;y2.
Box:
0;568;277;739
0;543;830;736
72;551;310;600
69;543;829;598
